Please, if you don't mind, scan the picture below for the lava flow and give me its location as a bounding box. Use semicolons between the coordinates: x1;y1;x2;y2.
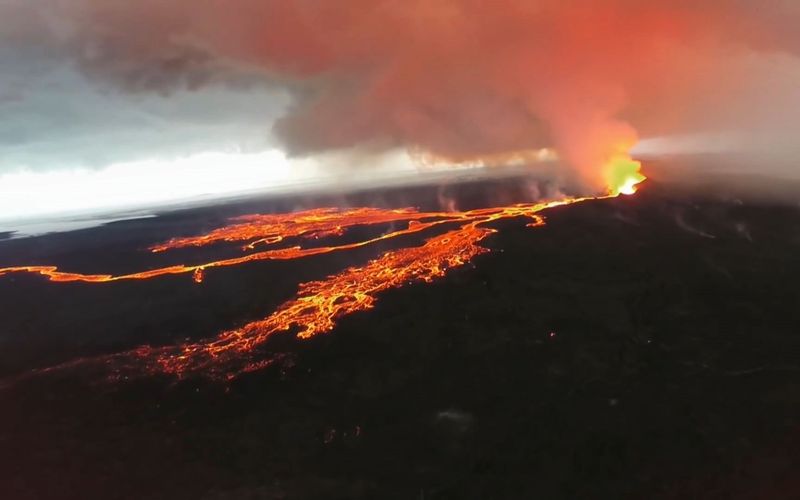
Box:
138;200;576;379
0;164;645;381
0;208;473;284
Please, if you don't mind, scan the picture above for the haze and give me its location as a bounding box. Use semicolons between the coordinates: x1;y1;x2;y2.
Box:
2;0;799;222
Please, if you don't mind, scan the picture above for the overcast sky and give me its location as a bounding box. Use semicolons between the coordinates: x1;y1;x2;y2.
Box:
0;1;296;173
0;58;288;171
0;2;301;222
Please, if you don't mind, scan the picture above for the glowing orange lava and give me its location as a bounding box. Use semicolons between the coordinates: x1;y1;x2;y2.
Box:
137;200;578;379
0;208;470;284
604;150;646;197
0;182;644;381
150;207;430;252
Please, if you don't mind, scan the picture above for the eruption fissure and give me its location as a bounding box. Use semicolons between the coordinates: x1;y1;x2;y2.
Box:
0;164;644;380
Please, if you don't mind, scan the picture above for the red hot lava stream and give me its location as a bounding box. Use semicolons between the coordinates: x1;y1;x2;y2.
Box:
0;171;644;381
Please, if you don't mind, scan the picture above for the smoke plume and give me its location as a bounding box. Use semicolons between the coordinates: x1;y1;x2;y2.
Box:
8;0;800;191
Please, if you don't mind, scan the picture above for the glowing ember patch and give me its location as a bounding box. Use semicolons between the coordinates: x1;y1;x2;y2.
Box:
192;268;205;284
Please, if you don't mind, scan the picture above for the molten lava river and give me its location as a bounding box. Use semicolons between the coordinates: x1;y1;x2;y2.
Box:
0;176;643;382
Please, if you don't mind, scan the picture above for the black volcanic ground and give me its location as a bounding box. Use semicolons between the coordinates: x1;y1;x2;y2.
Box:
1;179;799;499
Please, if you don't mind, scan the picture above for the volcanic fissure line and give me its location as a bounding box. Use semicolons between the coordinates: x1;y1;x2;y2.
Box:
0;170;644;381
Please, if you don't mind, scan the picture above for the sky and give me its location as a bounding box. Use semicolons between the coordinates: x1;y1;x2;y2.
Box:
2;0;800;223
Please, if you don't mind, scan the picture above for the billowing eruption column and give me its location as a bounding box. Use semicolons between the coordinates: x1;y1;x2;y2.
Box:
10;0;800;190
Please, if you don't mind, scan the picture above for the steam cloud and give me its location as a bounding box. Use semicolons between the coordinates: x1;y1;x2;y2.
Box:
8;0;800;190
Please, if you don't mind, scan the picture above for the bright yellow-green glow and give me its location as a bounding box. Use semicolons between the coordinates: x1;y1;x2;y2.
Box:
605;153;646;196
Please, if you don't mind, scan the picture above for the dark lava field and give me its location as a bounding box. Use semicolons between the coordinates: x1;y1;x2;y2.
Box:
1;178;799;499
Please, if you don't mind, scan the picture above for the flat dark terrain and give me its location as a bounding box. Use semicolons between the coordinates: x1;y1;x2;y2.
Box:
1;178;799;499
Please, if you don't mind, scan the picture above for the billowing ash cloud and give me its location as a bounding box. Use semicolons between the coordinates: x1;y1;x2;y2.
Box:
4;0;800;188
